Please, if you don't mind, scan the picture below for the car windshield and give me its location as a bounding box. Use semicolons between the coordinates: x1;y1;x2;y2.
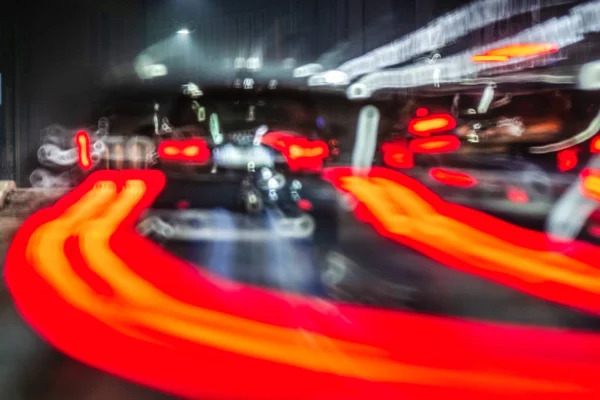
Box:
2;0;600;399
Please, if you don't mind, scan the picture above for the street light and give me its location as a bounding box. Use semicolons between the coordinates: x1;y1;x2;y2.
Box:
177;28;190;35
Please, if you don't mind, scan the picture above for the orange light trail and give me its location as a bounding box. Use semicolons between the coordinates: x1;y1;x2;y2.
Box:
6;170;600;398
323;167;600;316
472;43;560;63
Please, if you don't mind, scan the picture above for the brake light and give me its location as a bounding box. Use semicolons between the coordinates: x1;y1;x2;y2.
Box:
506;186;529;204
473;43;559;63
591;137;600;153
76;131;92;171
158;139;210;163
429;168;477;188
261;132;329;172
261;132;292;152
289;143;327;159
580;169;600;202
415;107;429;118
409;136;461;154
381;142;414;169
557;149;578;172
408;114;456;137
162;146;179;156
297;199;313;211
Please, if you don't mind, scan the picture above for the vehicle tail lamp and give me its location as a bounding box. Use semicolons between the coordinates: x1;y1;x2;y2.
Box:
589;224;600;238
408;114;456;137
415;107;429;118
557;149;578;172
261;132;329;172
409;136;461;154
76;130;92;171
158;139;210;164
297;199;313;211
591;137;600;153
506;186;529;204
381;142;414;169
580;169;600;202
472;43;559;62
429;168;477;188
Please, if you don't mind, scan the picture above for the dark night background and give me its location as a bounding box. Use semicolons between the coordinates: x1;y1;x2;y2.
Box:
0;0;555;186
0;0;482;186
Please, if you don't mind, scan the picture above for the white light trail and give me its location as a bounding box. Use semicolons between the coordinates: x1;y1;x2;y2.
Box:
346;1;600;99
352;105;380;175
336;0;576;82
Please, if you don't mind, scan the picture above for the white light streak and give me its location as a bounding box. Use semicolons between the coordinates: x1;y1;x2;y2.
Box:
293;63;324;78
347;2;600;99
307;70;350;86
337;0;576;81
352;105;380;175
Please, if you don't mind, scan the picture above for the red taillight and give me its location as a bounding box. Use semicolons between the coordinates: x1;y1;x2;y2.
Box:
557;149;578;172
506;186;529;204
381;142;414;169
408;114;456;137
472;43;559;63
76;130;92;171
409;136;461;154
158;139;210;164
261;132;329;172
591;137;600;154
429;168;477;188
580;169;600;202
261;132;290;152
415;107;429;118
297;199;313;211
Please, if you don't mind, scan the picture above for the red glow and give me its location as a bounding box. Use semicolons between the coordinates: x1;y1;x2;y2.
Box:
76;131;92;171
580;169;600;202
473;43;559;62
415;107;429;118
5;169;600;400
176;200;190;210
506;186;529;204
409;136;461;154
557;149;578;172
408;114;456;137
8;169;600;399
297;199;313;211
591;137;600;154
261;132;329;172
323;166;600;316
381;142;414;169
429;168;477;188
158;139;210;164
588;224;600;238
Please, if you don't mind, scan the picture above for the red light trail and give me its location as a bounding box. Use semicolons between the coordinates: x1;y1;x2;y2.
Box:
6;169;600;399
